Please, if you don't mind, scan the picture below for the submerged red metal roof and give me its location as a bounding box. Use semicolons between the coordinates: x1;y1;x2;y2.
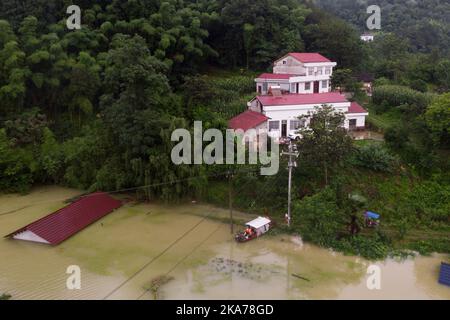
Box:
6;192;122;245
348;101;368;114
228;110;269;131
256;92;348;106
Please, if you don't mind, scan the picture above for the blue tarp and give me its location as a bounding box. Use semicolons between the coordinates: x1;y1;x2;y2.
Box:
438;262;450;286
365;211;380;219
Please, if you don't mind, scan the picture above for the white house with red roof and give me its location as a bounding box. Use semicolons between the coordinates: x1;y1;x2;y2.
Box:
255;53;337;95
229;52;368;141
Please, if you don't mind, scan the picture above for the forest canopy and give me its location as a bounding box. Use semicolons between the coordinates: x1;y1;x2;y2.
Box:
315;0;450;54
0;0;448;258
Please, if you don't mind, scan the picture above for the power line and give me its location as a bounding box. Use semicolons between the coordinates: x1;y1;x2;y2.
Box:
136;224;222;300
0;205;33;217
0;167;260;217
102;212;215;300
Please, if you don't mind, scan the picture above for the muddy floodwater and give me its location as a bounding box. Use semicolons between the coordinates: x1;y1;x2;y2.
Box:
0;186;449;300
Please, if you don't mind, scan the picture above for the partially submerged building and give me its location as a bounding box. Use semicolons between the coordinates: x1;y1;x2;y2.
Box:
5;192;122;245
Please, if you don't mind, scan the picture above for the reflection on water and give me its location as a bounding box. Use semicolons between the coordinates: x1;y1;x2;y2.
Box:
0;186;448;300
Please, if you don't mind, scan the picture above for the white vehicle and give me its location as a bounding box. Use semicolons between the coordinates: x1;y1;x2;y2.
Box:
235;216;272;242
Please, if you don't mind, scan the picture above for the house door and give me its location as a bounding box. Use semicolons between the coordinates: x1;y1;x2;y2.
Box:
281;120;287;137
314;81;320;93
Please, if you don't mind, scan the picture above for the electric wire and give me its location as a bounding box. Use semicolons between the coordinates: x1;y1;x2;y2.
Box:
136;223;223;300
102;211;216;300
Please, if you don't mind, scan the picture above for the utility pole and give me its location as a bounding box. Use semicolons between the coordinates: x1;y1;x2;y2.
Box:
281;138;298;227
228;170;234;234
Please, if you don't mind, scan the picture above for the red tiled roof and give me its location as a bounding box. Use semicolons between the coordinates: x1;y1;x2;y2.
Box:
288;53;331;63
256;73;295;80
228;110;269;131
256;92;348;106
6;192;122;245
348;101;368;114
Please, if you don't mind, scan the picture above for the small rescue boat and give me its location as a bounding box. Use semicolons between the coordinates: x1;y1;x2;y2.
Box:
235;216;272;243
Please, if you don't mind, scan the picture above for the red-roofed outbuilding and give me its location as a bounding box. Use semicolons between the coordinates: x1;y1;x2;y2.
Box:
228;110;269;131
348;101;368;114
5;192;122;245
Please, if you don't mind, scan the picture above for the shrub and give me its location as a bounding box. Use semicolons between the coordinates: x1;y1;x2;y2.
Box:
333;233;391;260
372;85;435;112
351;143;398;172
292;188;343;246
402;181;450;225
0;129;36;192
407;239;450;255
39;128;64;183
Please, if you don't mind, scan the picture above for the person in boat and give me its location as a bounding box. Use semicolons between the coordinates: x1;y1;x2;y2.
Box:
245;226;254;238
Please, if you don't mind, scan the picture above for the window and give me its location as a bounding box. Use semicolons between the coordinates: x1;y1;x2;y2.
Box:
325;67;331;75
290;120;300;130
317;67;322;75
262;82;268;92
305;82;311;90
291;83;296;93
269;121;280;131
291;119;306;130
322;80;328;88
283;60;286;65
349;119;357;126
308;68;313;76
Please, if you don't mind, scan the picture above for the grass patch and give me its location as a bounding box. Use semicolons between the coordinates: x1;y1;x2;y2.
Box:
366;104;402;131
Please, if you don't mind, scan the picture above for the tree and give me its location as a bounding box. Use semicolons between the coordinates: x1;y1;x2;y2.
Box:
212;0;309;68
0;128;36;192
330;68;362;97
296;105;353;186
384;120;437;176
292;188;342;245
242;23;255;70
303;9;365;71
100;34;174;158
0;20;28;114
62;51;101;127
425;93;450;147
434;59;450;91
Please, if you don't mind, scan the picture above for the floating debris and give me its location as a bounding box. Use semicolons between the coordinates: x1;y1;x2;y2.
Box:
292;273;310;282
144;275;174;300
208;257;279;281
0;293;11;300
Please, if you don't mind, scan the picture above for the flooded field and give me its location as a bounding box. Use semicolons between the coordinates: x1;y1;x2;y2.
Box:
0;186;449;300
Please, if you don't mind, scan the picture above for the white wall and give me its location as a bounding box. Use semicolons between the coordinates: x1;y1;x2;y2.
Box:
13;230;50;244
273;56;306;74
255;81;290;94
263;102;351;138
345;114;367;129
289;80;330;93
